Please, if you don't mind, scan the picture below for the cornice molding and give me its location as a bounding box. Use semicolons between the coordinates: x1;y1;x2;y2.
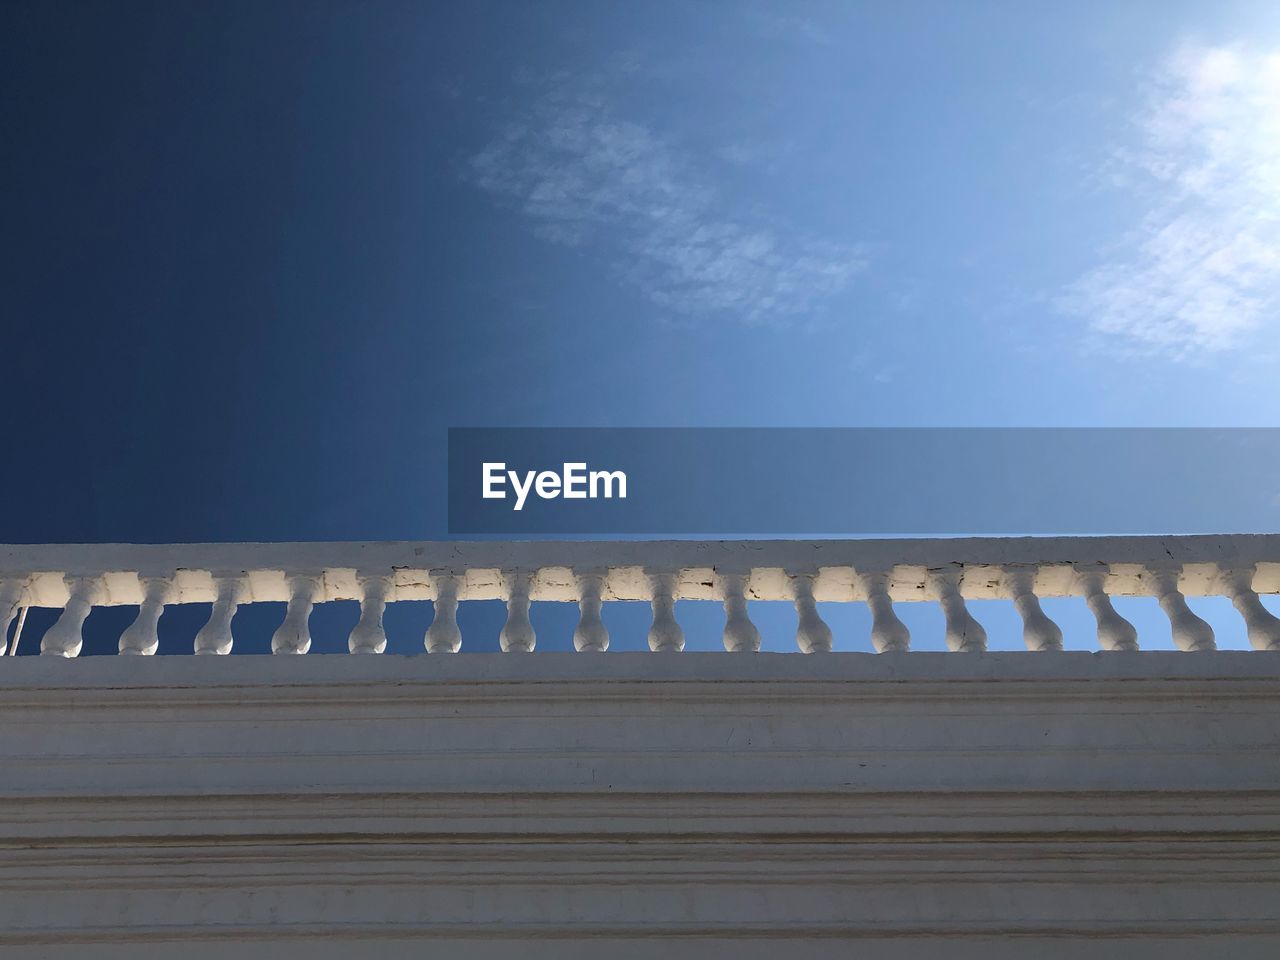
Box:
6;655;1280;953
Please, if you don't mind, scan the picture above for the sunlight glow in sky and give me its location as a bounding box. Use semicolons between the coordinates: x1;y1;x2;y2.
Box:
1062;44;1280;359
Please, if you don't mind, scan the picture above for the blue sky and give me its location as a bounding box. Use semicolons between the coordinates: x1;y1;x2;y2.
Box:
3;0;1279;652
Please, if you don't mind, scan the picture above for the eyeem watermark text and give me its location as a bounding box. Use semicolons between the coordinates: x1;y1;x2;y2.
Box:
482;462;627;511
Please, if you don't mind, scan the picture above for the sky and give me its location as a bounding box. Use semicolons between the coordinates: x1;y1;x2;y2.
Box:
3;0;1279;653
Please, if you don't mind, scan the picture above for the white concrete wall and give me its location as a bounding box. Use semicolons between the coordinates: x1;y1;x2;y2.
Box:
4;653;1280;957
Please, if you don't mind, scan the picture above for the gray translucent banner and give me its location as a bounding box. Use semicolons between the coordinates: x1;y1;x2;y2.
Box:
448;428;1280;535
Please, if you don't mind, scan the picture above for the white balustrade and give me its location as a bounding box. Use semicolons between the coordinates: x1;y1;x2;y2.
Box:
573;571;609;652
1005;568;1063;652
1152;568;1216;652
933;568;987;653
500;570;536;653
425;574;462;653
647;571;684;652
718;571;761;653
0;578;27;655
348;574;391;654
1;535;1278;658
791;573;832;654
118;576;171;656
271;574;318;655
40;577;98;658
194;576;244;655
861;570;910;652
1223;567;1280;651
1077;567;1139;651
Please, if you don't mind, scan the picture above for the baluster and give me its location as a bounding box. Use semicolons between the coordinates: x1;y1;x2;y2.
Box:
272;573;319;655
719;571;760;652
573;571;609;652
791;572;832;653
1223;567;1280;651
1005;568;1063;652
41;576;98;658
647;571;684;652
1151;567;1215;651
425;574;462;653
861;570;909;653
6;606;27;657
1076;568;1138;651
500;570;536;653
932;568;986;653
1;578;27;656
119;576;171;656
195;576;244;655
349;574;391;654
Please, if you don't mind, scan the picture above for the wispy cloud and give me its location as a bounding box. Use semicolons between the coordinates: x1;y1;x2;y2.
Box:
468;86;866;324
715;139;798;175
749;12;837;48
1061;45;1280;359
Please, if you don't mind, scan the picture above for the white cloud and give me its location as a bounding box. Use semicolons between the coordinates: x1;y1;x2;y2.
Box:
1061;44;1280;359
468;88;866;324
715;139;798;175
750;12;836;48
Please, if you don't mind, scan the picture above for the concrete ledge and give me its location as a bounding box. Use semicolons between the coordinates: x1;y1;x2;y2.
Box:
7;649;1280;688
6;652;1280;801
4;653;1280;954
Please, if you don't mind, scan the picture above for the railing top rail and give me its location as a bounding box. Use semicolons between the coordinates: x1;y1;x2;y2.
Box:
1;534;1278;606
